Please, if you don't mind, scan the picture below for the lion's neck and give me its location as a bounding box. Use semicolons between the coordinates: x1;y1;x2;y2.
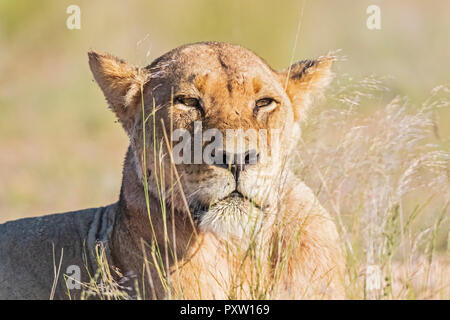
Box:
110;145;196;297
111;146;301;299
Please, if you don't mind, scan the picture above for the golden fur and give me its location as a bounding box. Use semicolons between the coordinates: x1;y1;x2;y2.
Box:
89;42;345;299
0;42;343;300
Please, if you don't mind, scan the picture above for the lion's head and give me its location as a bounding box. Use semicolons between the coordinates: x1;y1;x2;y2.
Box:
88;42;333;239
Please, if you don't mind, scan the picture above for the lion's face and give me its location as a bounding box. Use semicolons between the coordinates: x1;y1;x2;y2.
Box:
88;42;333;238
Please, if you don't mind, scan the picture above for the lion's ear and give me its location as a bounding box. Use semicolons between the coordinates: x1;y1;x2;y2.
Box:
281;57;334;122
88;50;147;132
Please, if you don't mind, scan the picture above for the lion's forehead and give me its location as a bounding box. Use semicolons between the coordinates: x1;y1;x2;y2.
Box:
143;42;293;143
153;42;276;85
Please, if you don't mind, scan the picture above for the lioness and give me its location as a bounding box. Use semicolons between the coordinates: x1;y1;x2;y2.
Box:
0;42;345;299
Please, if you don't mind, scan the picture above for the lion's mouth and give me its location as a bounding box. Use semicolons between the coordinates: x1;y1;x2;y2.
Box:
227;190;244;198
190;190;264;223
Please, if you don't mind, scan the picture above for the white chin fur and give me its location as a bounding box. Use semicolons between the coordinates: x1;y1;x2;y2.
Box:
198;197;266;240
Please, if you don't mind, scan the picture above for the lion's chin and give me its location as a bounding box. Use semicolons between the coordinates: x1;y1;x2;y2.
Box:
196;196;266;240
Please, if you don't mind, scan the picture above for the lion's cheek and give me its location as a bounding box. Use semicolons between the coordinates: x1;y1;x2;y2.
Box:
237;166;281;208
182;169;236;205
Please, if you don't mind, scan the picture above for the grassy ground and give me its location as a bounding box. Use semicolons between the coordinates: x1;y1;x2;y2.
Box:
1;0;448;299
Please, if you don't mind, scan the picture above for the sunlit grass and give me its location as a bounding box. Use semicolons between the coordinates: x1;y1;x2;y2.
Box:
0;0;448;300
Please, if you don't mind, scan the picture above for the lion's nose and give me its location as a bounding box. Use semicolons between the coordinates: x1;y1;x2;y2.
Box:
214;150;259;181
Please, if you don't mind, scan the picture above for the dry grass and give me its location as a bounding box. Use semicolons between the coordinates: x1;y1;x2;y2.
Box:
297;76;449;299
1;0;448;300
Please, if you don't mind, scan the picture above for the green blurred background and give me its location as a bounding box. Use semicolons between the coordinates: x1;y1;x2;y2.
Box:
0;0;449;222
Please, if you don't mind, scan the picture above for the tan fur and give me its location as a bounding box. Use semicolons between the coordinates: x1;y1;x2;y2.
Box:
0;42;344;300
89;42;344;299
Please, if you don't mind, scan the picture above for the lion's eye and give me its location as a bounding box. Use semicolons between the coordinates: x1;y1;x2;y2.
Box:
174;96;205;116
255;98;277;111
176;96;200;108
175;96;200;108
